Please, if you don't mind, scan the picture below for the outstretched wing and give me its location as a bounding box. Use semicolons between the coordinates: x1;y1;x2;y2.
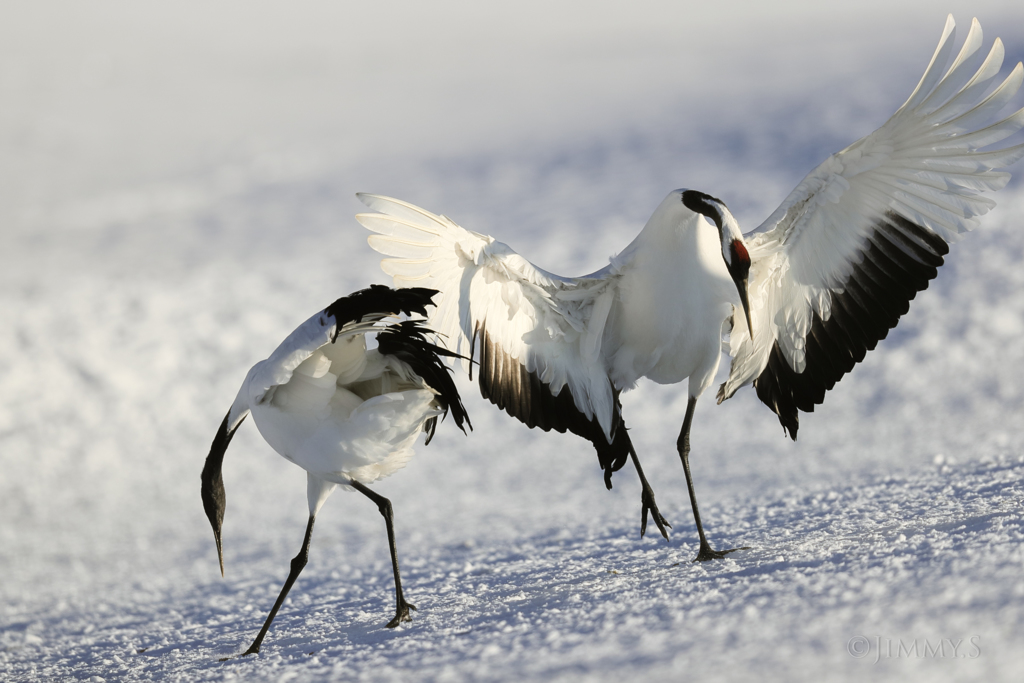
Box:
718;16;1024;437
358;194;631;475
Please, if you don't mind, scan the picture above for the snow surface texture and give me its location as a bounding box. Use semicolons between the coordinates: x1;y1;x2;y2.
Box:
2;2;1024;681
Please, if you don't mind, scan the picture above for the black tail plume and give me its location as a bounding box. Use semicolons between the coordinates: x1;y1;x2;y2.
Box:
376;319;471;437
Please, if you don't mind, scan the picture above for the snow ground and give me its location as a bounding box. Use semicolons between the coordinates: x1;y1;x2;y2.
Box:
2;2;1024;681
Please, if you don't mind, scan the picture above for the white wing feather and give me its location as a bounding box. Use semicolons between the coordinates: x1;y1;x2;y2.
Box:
357;194;622;439
720;16;1024;406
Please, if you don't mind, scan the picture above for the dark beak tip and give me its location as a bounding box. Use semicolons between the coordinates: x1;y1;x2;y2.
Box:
216;534;225;577
734;276;753;339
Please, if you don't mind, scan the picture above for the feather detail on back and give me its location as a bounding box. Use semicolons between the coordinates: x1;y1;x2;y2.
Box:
229;285;468;485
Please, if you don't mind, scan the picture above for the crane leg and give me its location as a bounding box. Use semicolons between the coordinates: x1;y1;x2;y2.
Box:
350;481;416;628
243;514;316;655
627;443;672;542
677;396;750;562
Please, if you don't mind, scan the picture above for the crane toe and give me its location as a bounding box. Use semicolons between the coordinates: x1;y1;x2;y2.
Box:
691;543;751;563
386;600;417;628
639;485;672;542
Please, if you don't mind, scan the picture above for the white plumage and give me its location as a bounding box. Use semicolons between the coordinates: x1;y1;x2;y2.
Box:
244;328;437;489
200;285;469;655
358;15;1024;561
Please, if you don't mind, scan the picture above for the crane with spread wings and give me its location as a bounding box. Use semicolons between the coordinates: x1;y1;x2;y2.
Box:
358;16;1024;561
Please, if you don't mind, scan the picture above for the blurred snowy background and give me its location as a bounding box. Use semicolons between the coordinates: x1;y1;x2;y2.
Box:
2;1;1024;680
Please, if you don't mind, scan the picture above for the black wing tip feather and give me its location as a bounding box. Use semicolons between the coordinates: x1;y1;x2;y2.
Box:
423;415;439;445
476;327;630;482
753;211;946;437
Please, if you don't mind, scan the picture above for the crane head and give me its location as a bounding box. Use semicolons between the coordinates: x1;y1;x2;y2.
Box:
680;190;753;337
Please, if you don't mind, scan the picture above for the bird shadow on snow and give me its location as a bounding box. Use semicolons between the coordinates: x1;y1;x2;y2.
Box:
154;454;1024;670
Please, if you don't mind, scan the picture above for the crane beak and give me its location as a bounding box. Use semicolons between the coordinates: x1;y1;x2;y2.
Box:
735;274;753;339
725;238;753;339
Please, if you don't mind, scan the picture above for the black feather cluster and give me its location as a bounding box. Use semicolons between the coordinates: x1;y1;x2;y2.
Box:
753;212;948;439
323;284;437;341
476;327;630;486
376;320;472;442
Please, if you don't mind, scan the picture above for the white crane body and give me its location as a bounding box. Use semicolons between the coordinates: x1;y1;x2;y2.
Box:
200;285;469;653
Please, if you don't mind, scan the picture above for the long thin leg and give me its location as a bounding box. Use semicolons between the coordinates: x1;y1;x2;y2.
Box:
244;514;316;655
677;396;750;562
628;442;672;542
349;480;416;628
